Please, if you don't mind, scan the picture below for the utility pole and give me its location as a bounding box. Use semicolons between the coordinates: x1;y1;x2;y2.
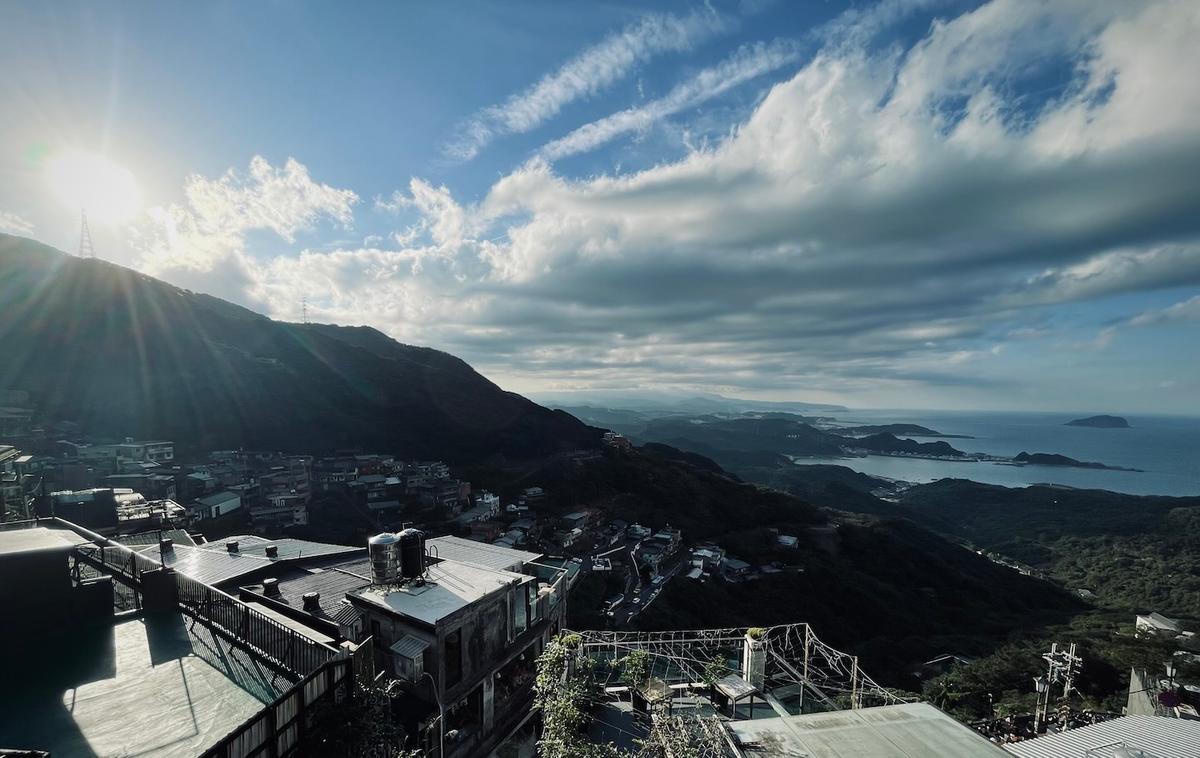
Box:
78;209;95;258
1033;642;1081;734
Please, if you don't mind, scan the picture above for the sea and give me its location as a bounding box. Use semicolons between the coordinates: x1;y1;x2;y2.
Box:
796;410;1200;497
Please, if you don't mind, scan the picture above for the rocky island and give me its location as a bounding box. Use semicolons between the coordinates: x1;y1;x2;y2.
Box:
1066;415;1130;428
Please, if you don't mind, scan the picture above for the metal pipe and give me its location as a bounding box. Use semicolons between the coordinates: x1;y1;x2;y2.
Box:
422;670;445;758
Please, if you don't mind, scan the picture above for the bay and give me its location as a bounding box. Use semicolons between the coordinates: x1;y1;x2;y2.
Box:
796;410;1200;497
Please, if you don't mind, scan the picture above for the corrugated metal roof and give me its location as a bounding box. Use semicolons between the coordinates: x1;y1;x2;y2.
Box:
237;538;362;561
390;634;431;659
1004;715;1200;758
117;529;196;548
155;539;359;587
427;535;541;572
331;602;364;627
159;544;273;586
254;560;374;617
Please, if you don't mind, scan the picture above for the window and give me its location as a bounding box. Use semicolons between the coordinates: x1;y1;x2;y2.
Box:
514;583;528;636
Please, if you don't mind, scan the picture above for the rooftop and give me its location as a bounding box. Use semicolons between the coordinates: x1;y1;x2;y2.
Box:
727;702;1009;757
1003;715;1200;758
0;526;86;556
0;615;288;758
353;558;532;627
244;558;375;618
136;538;362;587
427;534;541;572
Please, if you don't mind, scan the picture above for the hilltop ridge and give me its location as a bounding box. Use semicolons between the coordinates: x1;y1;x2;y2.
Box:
0;234;599;461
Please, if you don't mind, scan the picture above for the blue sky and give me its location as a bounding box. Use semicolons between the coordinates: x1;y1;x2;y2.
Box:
1;0;1198;413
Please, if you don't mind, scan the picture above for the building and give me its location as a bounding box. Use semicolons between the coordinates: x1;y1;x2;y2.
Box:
252;490;309;527
0;520;362;757
723;557;752;579
728;702;1009;757
1003;714;1200;757
0;444;23;517
601;431;633;450
195;489;242;519
237;533;571;757
113;439;175;463
1135;611;1184;638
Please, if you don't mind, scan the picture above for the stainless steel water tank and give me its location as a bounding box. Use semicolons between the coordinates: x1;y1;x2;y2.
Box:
368;532;400;584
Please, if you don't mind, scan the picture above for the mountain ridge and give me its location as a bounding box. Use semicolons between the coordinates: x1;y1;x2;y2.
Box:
0;234;599;461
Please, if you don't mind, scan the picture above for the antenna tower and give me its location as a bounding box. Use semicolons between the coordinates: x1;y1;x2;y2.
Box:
302;298;310;324
78;209;95;258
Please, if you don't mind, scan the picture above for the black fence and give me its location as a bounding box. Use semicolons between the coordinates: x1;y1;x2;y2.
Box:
65;520;340;678
177;572;337;677
200;655;353;758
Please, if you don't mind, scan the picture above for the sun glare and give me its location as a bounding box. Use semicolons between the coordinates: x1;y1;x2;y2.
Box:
46;149;142;223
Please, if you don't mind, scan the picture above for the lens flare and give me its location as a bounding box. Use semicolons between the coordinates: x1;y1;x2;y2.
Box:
46;149;142;223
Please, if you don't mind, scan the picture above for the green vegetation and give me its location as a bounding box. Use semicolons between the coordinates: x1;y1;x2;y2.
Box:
633;517;1082;687
899;479;1200;618
534;634;625;758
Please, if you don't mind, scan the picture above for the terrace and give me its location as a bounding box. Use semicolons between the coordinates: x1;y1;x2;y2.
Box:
0;520;361;758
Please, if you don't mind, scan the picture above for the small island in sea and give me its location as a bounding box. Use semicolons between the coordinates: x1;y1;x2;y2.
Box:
1066;414;1130;428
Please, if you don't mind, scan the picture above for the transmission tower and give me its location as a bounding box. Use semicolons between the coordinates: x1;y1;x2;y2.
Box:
78;209;95;258
301;298;310;324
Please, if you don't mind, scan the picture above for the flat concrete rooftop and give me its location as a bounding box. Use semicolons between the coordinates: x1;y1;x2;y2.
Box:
727;702;1010;757
353;558;533;626
0;525;86;555
0;614;291;758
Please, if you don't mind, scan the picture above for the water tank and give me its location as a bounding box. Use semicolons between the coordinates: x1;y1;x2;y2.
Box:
368;532;400;584
398;528;426;579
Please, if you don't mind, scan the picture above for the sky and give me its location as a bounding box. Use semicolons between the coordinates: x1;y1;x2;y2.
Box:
1;0;1198;413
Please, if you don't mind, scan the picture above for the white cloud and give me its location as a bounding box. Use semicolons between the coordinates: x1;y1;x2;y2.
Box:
131;156;359;275
1093;294;1200;350
130;0;1200;405
0;211;34;236
1128;295;1200;328
444;7;730;161
538;39;802;161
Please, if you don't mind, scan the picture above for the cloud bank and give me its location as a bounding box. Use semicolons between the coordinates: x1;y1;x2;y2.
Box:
133;0;1200;407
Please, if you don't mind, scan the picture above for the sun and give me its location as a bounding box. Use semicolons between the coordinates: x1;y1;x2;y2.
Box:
45;149;142;223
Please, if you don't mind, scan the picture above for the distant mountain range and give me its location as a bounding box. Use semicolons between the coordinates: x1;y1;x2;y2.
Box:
535;389;846;415
0;235;598;461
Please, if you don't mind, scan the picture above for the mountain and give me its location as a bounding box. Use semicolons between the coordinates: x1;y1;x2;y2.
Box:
896;479;1200;619
0;235;599;461
849;432;967;457
828;423;973;439
1013;452;1136;471
1066;415;1130;428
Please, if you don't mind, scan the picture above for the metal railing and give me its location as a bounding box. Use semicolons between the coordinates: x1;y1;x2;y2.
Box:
200;655;353;758
176;572;337;677
58;518;339;678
